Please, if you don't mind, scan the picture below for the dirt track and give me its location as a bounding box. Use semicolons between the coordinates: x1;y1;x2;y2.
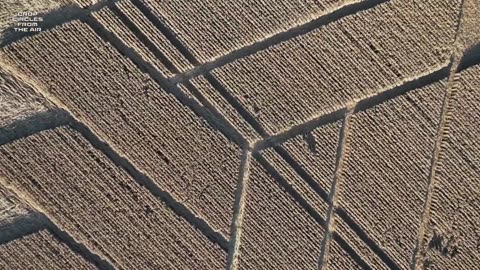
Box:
0;0;479;269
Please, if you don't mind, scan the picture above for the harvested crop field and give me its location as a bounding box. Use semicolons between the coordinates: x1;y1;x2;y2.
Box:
0;0;478;269
0;229;98;270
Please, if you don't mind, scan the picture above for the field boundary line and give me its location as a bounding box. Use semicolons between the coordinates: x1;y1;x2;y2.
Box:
105;1;249;145
201;74;269;138
335;208;401;270
410;57;460;270
124;9;399;265
253;153;326;227
226;148;252;270
317;107;353;270
169;0;389;84
272;146;330;202
108;4;178;73
70;117;230;250
410;2;466;268
0;57;230;250
252;43;480;152
83;15;247;147
0;178;115;270
129;0;199;65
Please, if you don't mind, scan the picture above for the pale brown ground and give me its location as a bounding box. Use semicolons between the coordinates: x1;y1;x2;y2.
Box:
0;0;479;270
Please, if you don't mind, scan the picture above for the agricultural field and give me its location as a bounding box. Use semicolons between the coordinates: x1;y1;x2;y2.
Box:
0;0;478;269
327;240;363;270
2;20;243;237
235;159;325;269
336;80;447;269
0;127;226;269
420;65;480;270
212;0;462;135
0;185;30;228
0;230;98;270
139;0;365;63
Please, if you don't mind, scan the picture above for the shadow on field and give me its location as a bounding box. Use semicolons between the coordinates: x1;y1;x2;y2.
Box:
0;109;70;145
458;42;480;71
0;212;48;245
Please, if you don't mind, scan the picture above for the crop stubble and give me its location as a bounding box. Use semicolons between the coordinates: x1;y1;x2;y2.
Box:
337;80;448;269
210;0;461;135
0;127;226;269
260;147;329;217
421;64;480;270
92;0;197;77
188;75;261;142
115;0;193;73
0;230;97;270
332;218;390;270
2;20;242;237
92;6;176;77
255;119;343;219
0;185;30;226
327;239;363;270
138;0;359;63
279;121;342;198
0;0;477;269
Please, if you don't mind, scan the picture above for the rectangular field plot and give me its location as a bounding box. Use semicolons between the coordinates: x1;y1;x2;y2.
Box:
0;230;97;270
421;64;480;270
212;0;461;135
2;20;242;237
139;0;362;62
0;127;226;269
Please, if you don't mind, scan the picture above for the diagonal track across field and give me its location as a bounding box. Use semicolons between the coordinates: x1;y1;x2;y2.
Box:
226;148;252;270
318;107;354;270
411;1;467;267
118;3;399;268
84;11;249;148
0;181;115;270
0;0;478;269
0;102;231;251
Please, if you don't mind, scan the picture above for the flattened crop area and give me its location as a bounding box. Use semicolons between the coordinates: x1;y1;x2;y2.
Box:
0;0;478;269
